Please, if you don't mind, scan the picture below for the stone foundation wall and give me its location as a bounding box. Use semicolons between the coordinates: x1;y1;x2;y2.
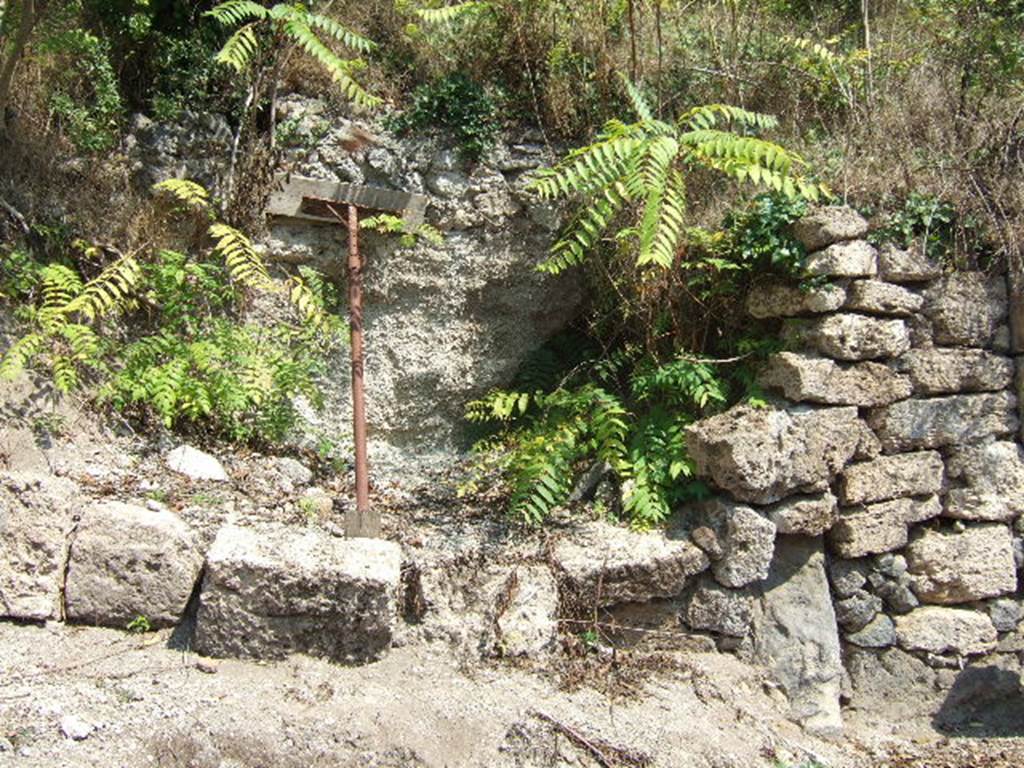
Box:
678;206;1024;733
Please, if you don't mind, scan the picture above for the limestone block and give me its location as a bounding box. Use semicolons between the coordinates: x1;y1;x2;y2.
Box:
746;281;846;319
194;523;402;662
840;451;945;505
697;498;777;588
752;537;844;738
805;241;878;278
867;392;1018;451
905;524;1017;604
792;206;868;251
758;352;912;407
828;497;941;558
784;314;911;361
483;565;559;657
844;280;923;316
65;502;204;628
0;472;79;620
892;348;1014;395
923;272;1007;347
686;404;863;504
552;519;709;607
764;492;838;536
895;607;997;656
877;243;941;283
944;441;1024;522
681;576;754;637
166;445;228;482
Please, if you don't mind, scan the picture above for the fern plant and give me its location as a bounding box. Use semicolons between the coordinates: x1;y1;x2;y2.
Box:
529;77;828;273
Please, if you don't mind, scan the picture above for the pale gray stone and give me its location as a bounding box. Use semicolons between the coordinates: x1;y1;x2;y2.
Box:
905;524;1017;605
835;589;882;632
752;536;844;738
840;451;944;505
784;314;911;361
792;206;868;251
746;281;846;319
828;559;868;598
829;497;941;558
805;241;878;278
485;565;559;657
195;523;402;662
697;499;777;588
686;404;863;504
758;352;911;407
846;614;897;648
844;280;923;316
893;348;1014;395
877;243;941;283
988;597;1022;633
59;715;95;741
873;552;908;578
924;272;1007;347
867;392;1018;452
895;607;997;656
552;519;709;606
764;492;838;536
944;441;1024;521
65;502;203;628
0;472;79;621
682;576;754;637
275;457;313;485
166;445;228;482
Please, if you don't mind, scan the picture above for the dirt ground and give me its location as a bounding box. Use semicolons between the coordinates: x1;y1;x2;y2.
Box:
0;620;1022;768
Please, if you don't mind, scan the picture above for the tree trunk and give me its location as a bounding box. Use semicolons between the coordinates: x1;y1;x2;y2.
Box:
0;0;43;137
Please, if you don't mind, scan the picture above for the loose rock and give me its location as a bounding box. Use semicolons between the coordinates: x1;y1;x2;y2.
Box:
791;206;868;251
697;498;777;588
65;502;204;628
166;445;228;482
746;281;846;319
892;348;1014;395
846;614;897;648
835;589;882;632
944;441;1024;522
829;497;941;558
784;314;911;361
764;492;838;536
805;241;878;278
877;243;941;283
844;280;923;316
682;576;754;637
923;272;1007;347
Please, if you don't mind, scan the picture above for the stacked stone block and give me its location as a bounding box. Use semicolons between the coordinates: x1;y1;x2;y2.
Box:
682;206;1024;731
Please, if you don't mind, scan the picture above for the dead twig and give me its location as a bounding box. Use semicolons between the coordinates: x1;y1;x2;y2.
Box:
530;709;653;768
0;195;30;235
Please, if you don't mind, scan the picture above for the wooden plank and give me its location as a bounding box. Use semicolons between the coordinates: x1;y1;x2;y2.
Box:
267;174;427;226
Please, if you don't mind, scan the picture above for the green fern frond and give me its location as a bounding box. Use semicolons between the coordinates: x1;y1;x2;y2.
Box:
65;254;142;321
283;20;381;108
208;223;271;288
215;22;260;71
0;333;45;381
539;186;627;273
205;1;269;26
307;13;376;53
153;179;211;210
414;2;489;24
621;75;654;122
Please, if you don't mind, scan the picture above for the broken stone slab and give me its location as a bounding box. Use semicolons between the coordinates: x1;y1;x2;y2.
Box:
166;445;228;482
481;565;559;657
64;502;204;628
867;392;1018;452
758;352;912;407
752;536;844;738
805;241;878;278
839;451;945;506
0;472;80;621
828;496;941;558
877;243;941;283
764;492;838;536
923;272;1007;347
892;348;1014;395
943;441;1024;522
686;404;863;504
905;524;1017;605
895;607;998;656
194;523;402;663
784;314;911;361
681;575;754;637
695;498;777;588
844;280;924;316
792;206;869;252
746;281;846;319
552;519;709;607
845;614;897;648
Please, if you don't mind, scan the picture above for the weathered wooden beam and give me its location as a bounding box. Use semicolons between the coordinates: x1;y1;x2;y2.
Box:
267;174;427;226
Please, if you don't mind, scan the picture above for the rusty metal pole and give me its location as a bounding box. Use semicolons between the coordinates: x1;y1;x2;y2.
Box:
344;203;377;538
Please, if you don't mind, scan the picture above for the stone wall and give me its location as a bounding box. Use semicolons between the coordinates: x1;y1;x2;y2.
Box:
679;206;1024;734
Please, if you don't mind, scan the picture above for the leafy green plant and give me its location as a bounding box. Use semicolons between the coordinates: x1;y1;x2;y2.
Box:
870;192;956;262
529;77;827;273
385;72;501;161
126;615;152;633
